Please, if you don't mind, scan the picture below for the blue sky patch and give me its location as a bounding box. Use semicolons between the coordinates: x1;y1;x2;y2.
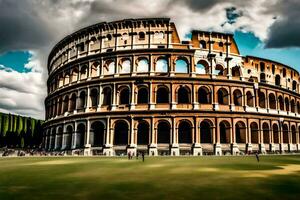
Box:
0;51;32;72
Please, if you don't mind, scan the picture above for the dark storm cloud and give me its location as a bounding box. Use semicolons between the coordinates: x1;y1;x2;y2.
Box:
265;0;300;48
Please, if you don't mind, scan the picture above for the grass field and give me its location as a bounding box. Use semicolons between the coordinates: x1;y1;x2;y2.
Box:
1;155;300;200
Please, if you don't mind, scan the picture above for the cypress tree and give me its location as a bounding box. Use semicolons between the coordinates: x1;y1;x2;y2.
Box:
13;115;18;132
0;113;2;135
23;117;27;133
31;118;36;136
18;115;23;134
3;114;9;136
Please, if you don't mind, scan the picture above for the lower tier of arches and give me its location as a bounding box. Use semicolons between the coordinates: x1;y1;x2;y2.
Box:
43;115;300;156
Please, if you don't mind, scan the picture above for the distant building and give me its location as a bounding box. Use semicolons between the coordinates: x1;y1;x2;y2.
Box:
44;18;300;156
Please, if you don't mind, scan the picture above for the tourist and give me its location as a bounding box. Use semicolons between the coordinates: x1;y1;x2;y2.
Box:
142;152;145;162
255;152;260;162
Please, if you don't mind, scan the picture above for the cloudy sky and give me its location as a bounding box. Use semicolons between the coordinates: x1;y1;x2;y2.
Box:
0;0;300;119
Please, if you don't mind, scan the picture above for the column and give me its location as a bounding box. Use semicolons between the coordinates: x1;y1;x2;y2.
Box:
111;83;117;110
127;116;137;156
192;83;199;110
98;85;103;111
193;117;202;156
149;117;158;156
85;87;91;112
171;117;179;156
84;119;91;156
130;82;136;110
213;85;219;110
149;82;155;109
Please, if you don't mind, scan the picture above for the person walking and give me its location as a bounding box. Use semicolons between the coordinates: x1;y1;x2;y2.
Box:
142;152;145;162
255;152;260;162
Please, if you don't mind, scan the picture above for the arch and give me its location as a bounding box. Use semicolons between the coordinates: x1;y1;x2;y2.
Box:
232;66;241;77
102;87;112;106
233;89;242;106
250;122;259;144
65;125;73;150
258;90;266;108
157;121;171;144
91;121;105;147
70;68;78;82
136;58;149;72
285;97;290;112
278;96;284;111
273;124;279;144
156;86;169;103
91;62;99;77
64;73;70;85
50;129;56;150
119;59;131;74
219;121;230;143
282;124;289;143
215;64;225;75
175;58;189;73
292;80;297;91
291;99;295;113
137;87;149;104
137;121;150;145
138;32;145;40
119;87;130;105
217;88;229;105
114;120;129;145
260;73;266;83
297;101;300;114
57;127;63;149
246;91;254;107
196;60;209;74
262;123;270;144
156;58;168;72
69;93;77;111
200;120;213;143
178;120;193;144
78;91;86;109
177;86;191;104
235;121;246;143
76;123;85;148
275;75;281;86
291;125;297;144
104;60;115;75
90;88;99;107
268;93;276;109
199;40;206;49
63;95;69;113
80;65;88;80
198;86;211;104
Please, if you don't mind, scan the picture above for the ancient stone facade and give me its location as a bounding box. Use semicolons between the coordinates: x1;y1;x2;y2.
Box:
44;18;300;156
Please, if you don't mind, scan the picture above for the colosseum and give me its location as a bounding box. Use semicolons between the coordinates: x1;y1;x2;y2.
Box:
43;18;300;156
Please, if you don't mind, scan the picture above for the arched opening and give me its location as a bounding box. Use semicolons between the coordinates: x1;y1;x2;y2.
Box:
71;68;78;83
291;99;295;113
177;86;190;104
136;58;149;72
57;127;63;149
91;62;99;77
258;91;266;108
175;59;189;73
262;123;270;144
232;66;241;77
157;121;171;144
69;93;77;112
260;73;266;83
285;97;290;112
292;80;297;91
233;89;242;106
80;65;88;80
65;125;73;150
217;88;229;105
90;88;99;107
91;121;105;147
200;120;213;143
138;32;145;40
156;58;168;73
178;120;192;144
137;87;148;104
198;86;211;104
76;123;85;148
275;75;281;86
103;60;115;75
199;40;206;49
278;96;284;111
235;121;246;143
297;102;300;114
102;87;112;106
250;122;259;144
291;126;296;144
282;124;289;143
269;93;276;109
220;121;230;143
114;121;129;145
215;64;225;75
156;86;169;103
64;73;70;85
50;129;56;150
119;87;130;105
119;59;131;74
196;60;209;74
137;121;149;145
78;91;86;110
273;124;279;144
63;95;69;113
246;91;254;107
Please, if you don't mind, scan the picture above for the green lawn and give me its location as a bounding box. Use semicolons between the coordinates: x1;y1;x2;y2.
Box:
1;155;300;200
